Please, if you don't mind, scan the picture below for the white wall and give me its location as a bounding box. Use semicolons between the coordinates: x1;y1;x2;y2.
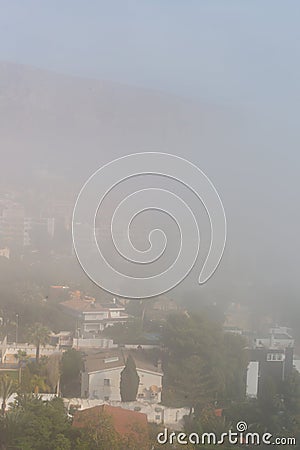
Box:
2;344;61;364
293;359;300;373
85;367;163;403
88;367;123;401
64;398;189;431
84;312;109;320
246;361;259;398
137;369;162;403
255;337;294;349
73;338;116;349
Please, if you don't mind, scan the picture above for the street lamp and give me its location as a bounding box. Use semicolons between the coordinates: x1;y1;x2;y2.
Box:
15;313;19;344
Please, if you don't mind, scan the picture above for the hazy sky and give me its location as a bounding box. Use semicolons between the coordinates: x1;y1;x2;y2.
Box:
1;0;300;111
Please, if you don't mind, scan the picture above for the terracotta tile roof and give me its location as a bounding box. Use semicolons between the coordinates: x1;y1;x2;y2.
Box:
73;404;148;438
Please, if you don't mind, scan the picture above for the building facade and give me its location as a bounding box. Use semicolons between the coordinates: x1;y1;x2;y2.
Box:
81;349;163;403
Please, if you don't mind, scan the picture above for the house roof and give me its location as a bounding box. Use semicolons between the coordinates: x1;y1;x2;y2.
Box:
256;333;293;341
83;348;163;375
60;298;125;313
73;404;148;437
273;333;293;340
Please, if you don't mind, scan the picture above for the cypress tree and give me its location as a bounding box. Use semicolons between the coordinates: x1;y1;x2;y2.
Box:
120;354;140;402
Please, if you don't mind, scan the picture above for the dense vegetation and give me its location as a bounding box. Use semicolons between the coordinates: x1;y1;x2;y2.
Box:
0;313;299;448
0;256;299;448
162;313;247;410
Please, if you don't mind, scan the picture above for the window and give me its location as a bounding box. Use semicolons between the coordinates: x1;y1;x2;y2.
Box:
104;357;119;364
104;379;110;386
267;353;284;361
104;396;109;401
155;415;161;420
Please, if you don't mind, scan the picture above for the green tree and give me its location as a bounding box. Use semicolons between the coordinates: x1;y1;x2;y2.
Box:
12;396;72;450
120;355;140;402
104;318;143;345
27;323;51;363
73;409;123;450
162;313;246;413
60;348;83;397
0;375;16;415
52;433;71;450
0;409;22;450
221;332;247;401
14;350;28;384
163;313;219;409
46;353;62;394
30;374;51;394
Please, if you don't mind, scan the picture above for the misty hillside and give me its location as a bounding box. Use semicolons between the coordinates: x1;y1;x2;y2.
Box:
0;62;239;186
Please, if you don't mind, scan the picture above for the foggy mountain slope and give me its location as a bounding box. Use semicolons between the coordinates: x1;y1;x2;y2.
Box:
0;62;241;184
0;62;246;299
1;62;299;311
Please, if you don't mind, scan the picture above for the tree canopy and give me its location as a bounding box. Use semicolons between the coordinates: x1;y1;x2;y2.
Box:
162;313;247;411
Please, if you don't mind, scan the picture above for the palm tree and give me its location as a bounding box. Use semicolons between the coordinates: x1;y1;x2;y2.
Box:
0;409;21;449
14;350;28;384
30;374;50;394
27;323;51;364
0;375;16;415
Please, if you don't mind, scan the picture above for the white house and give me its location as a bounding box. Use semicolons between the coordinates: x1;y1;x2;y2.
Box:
82;307;129;333
254;329;294;350
60;298;130;335
81;349;163;403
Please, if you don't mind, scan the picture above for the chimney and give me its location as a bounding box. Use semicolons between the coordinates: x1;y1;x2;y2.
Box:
157;359;162;372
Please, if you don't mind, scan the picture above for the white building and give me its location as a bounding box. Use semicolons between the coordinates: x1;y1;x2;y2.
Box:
81;349;163;403
64;398;189;431
254;328;294;350
24;217;55;247
246;361;259;398
50;331;73;349
60;297;130;335
82;307;129;333
0;247;10;259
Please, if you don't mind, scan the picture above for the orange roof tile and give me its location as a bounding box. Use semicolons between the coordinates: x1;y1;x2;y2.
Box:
73;404;148;438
